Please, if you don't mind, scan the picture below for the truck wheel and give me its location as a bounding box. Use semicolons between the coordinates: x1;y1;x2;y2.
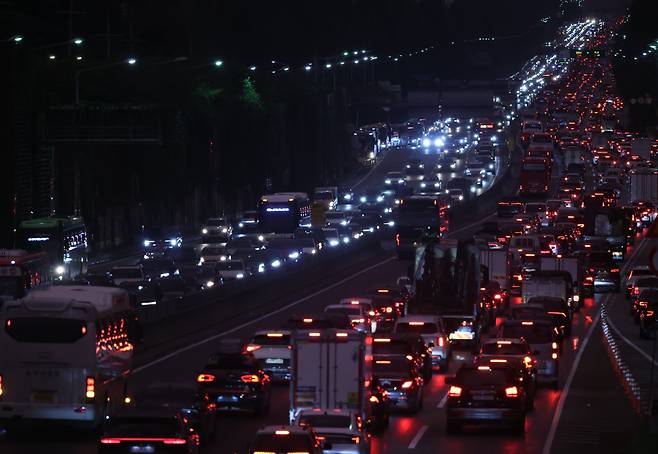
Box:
446;421;461;435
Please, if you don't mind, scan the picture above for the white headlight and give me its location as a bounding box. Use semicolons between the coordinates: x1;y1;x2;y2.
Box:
458;195;464;200
236;273;245;279
206;280;215;288
258;235;265;242
434;138;444;147
329;239;340;247
202;228;208;234
288;251;300;259
169;239;178;246
360;196;367;203
385;179;391;184
271;259;281;268
422;138;431;147
221;228;228;233
55;265;65;275
143;240;152;247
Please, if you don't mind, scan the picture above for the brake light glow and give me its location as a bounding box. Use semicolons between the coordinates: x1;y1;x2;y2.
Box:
551;342;559;350
448;386;462;397
521;321;534;326
85;377;95;400
241;374;259;383
401;381;413;389
275;430;290;436
197;374;216;383
351;436;361;444
497;340;512;345
369;395;379;403
552;352;559;359
437;336;445;347
375;360;392;365
490;359;507;363
303;318;313;323
646;310;655;317
0;375;2;397
266;333;284;338
336;332;349;338
408;322;425;326
245;344;261;352
477;366;491;371
350;300;360;305
100;438;187;445
374;338;391;343
505;386;519;398
308;332;321;337
494;294;502;300
523;356;533;368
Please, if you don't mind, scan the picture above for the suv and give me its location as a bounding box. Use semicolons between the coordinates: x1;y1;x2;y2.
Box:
196;351;271;414
499;320;561;389
249;426;322;454
393;315;450;370
245;331;292;382
201;217;232;242
445;364;527;434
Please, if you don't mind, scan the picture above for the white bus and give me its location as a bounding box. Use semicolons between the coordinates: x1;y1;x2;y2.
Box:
0;286;136;427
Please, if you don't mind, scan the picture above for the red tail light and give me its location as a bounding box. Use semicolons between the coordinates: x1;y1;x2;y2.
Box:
245;344;261;352
395;234;400;247
634;287;640;295
448;386;462;397
523;356;533;368
100;438;187;445
646;310;655;317
505;386;519;398
437;336;445;347
85;377;95;401
0;375;3;398
494;294;502;300
196;374;216;383
241;374;260;383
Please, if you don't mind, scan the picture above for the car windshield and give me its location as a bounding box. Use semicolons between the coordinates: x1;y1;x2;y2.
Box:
373;358;411;374
325;306;361;316
525;204;546;213
501;324;553;344
205;355;253;370
206;219;226;226
112;268;141;278
395;322;438;334
298;414;351;428
315;191;334;200
252;434;313;452
103;417;179;438
217;261;244;270
373;340;411;355
480;342;528;355
252;333;290;346
456;369;508;387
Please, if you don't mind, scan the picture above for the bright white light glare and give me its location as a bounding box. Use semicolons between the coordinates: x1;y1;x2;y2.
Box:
288;251;300;260
271;260;281;268
206;280;215;288
202;228;208;234
169;239;177;246
127;58;137;65
236;273;245;279
422;138;431;148
360;196;367;203
143;240;152;247
214;59;223;67
55;265;65;275
434;138;444;147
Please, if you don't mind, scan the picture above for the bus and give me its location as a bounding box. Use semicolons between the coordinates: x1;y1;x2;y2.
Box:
395;196;449;258
0;286;136;427
258;193;311;233
519;158;551;197
0;249;52;301
16;217;88;280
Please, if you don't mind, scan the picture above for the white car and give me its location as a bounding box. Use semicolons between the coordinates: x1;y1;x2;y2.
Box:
245;330;292;382
294;409;370;454
110;265;144;286
216;259;248;280
201;217;232;242
200;245;227;264
384;171;405;186
322;228;343;247
394;315;450;370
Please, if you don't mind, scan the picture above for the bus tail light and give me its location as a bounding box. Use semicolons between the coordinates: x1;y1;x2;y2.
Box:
85;377;95;401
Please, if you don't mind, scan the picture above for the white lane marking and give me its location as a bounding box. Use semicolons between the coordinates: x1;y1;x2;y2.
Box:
133;256;396;374
436;391;449;408
605;315;658;367
542;296;604;454
447;212;497;237
407;425;428;449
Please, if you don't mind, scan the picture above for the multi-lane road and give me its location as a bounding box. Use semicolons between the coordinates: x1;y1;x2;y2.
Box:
0;139;643;454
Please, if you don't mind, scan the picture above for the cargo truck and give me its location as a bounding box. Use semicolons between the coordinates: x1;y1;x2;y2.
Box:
289;329;386;430
538;255;581;308
521;270;574;309
629;170;658;204
479;248;511;291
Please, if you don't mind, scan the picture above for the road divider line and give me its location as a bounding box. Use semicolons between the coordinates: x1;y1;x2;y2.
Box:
437;391;449;408
133;256;396;374
407;425;428;449
542;296;603;454
605;314;658;367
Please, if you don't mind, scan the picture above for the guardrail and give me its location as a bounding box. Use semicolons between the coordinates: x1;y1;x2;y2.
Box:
600;302;646;416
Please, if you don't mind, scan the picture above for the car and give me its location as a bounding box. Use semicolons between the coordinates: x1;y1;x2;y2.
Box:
325;303;370;332
372;334;432;380
120;280;163;307
632;280;658;319
393;315;450;370
251;248;287;273
404;159;425;181
249;426;322;454
497;197;524;218
526;296;572;336
138;256;178;280
637;289;658;338
99;407;200;453
372;356;424;412
324;212;351;230
142;226;183;257
445;364;526;434
447;188;465;203
157;276;187;301
295;409;370;454
524;203;548;225
137;383;217;444
196;264;222;290
201;217;232;243
499;319;561;388
528;133;553;152
384;171;405;186
110;265;144;286
475;338;537;410
626;266;653;299
200;245;228;264
436;157;458;173
244;330;292;381
216;259;248;281
196;351;271;414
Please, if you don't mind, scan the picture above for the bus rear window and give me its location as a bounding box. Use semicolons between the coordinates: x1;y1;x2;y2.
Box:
5;317;87;343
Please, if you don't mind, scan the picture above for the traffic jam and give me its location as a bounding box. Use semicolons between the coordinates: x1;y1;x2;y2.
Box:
1;15;658;454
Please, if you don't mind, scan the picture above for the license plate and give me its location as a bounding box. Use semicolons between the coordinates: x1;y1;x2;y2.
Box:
472;393;495;401
31;391;56;403
129;446;155;454
265;358;284;364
